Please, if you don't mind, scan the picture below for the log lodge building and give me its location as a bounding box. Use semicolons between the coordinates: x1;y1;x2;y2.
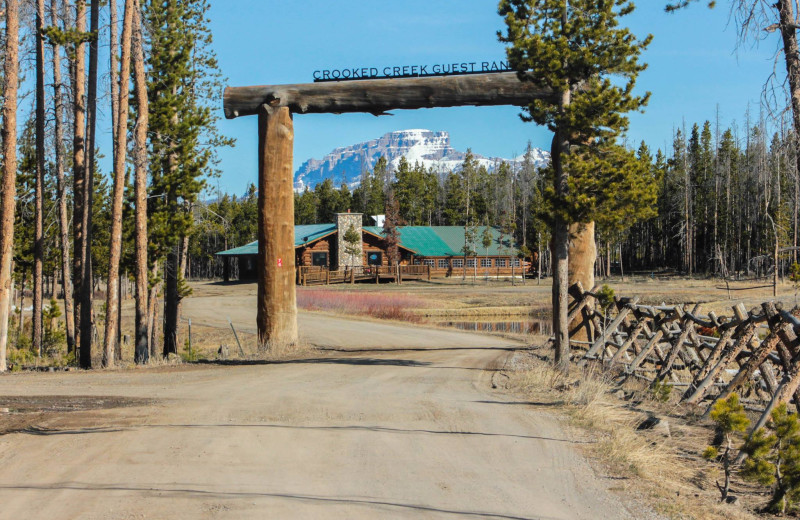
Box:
216;212;523;283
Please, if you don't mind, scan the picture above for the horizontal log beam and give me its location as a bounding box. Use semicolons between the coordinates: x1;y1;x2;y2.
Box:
223;72;556;119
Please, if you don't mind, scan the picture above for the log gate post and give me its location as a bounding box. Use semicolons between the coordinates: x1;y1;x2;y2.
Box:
257;105;298;348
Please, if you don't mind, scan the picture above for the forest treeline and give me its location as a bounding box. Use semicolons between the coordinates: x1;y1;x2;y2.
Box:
193;112;799;283
0;0;231;370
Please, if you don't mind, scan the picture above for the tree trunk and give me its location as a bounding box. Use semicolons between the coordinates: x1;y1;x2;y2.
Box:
537;232;541;285
257;105;298;349
778;0;800;272
33;0;47;357
49;0;76;354
71;0;87;351
568;221;596;342
109;0;119;155
148;263;159;360
132;0;149;364
17;274;25;341
163;246;180;356
552;90;571;373
0;0;20;372
77;0;101;368
102;0;134;367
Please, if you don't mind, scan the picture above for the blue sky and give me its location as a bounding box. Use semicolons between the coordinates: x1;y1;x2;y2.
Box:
207;1;782;195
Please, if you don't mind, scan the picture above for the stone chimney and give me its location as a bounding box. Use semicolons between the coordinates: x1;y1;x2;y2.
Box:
336;212;363;269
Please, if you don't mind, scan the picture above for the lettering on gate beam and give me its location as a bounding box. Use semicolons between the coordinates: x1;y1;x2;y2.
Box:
312;60;513;82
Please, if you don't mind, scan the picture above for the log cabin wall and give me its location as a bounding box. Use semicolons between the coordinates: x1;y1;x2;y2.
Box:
362;232;390;267
296;235;336;268
416;256;524;277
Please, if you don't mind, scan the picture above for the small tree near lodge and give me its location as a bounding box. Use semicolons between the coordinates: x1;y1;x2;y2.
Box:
342;224;361;269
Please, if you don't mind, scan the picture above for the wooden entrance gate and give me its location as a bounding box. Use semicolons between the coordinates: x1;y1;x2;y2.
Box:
223;72;554;348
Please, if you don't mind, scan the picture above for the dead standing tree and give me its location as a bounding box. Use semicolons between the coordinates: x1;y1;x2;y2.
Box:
0;0;20;372
102;0;134;367
48;0;76;354
223;72;556;348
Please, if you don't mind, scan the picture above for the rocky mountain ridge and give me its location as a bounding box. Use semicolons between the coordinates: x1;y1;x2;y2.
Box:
293;129;550;191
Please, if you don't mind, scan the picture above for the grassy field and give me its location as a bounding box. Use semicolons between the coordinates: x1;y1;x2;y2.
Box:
8;274;796;368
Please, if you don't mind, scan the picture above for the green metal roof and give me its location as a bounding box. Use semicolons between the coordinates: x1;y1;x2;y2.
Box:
216;223;337;256
429;226;516;257
215;241;257;256
365;225;516;257
216;224;516;257
294;223;337;247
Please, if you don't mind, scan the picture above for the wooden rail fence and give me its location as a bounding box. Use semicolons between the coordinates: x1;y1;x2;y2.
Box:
567;282;800;431
296;265;431;286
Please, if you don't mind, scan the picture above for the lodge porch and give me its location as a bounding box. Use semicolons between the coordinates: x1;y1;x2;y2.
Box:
297;264;431;286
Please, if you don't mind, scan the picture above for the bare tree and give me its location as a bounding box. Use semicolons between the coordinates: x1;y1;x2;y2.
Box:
33;0;47;356
71;0;87;358
49;0;76;353
0;0;20;372
109;0;119;149
132;0;149;363
101;0;134;367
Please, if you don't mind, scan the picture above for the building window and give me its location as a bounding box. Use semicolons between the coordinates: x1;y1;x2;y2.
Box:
481;258;492;268
438;259;449;269
312;252;328;267
513;258;521;267
452;258;463;268
466;259;476;268
496;258;507;267
367;252;382;266
422;259;435;267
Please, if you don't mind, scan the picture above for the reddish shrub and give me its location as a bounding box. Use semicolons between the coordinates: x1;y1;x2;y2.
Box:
296;289;422;322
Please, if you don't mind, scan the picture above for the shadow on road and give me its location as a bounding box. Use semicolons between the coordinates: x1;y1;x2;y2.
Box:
0;482;552;520
316;346;527;353
196;357;431;367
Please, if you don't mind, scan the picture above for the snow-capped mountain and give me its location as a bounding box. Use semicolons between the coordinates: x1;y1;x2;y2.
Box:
293;129;550;191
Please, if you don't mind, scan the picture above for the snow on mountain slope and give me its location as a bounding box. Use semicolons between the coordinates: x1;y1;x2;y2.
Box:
293;129;550;191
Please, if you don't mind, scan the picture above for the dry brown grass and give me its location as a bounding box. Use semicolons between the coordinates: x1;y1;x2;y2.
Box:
505;352;761;520
509;362;678;480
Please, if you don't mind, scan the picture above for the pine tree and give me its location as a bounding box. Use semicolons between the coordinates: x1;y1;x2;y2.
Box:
47;0;76;354
295;188;318;224
0;0;21;372
383;190;402;266
132;0;149;363
499;0;651;372
33;0;48;357
342;225;361;269
741;403;800;514
102;0;134;367
704;393;749;501
144;0;233;357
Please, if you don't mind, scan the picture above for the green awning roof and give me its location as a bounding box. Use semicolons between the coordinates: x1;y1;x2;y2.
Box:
215;241;258;256
215;223;337;256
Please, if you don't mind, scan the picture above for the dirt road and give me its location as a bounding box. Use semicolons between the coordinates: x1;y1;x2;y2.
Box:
0;312;643;519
